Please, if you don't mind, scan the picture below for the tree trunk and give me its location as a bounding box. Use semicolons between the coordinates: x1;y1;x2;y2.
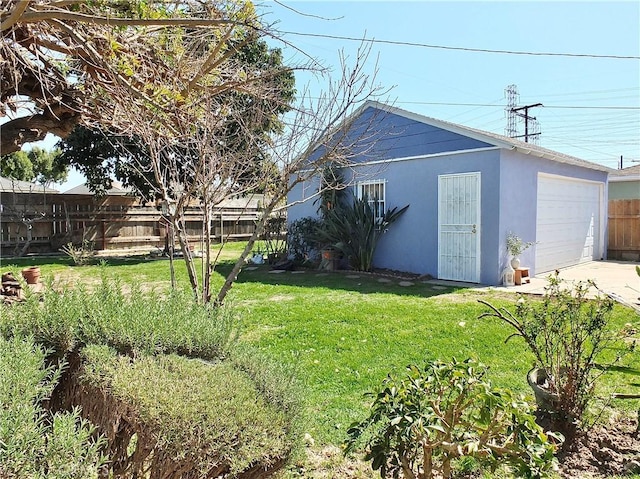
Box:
202;200;213;304
216;200;276;306
175;216;199;301
167;221;176;290
423;445;433;479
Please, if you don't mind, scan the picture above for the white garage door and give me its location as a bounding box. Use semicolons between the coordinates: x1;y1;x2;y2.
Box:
535;174;603;273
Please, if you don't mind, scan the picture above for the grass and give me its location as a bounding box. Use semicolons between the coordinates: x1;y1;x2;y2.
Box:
3;243;640;449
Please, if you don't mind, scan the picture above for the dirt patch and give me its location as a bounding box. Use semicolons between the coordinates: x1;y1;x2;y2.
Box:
557;417;640;478
281;446;374;479
269;294;297;302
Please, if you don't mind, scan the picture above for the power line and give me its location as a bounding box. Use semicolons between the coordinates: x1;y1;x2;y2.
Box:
279;30;640;60
394;101;639;110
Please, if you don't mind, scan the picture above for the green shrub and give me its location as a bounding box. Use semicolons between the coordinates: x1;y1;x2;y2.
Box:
314;197;409;272
0;335;104;478
479;273;629;438
1;277;303;477
80;345;296;476
287;216;323;264
230;344;306;429
60;240;97;266
1;276;238;359
345;358;560;479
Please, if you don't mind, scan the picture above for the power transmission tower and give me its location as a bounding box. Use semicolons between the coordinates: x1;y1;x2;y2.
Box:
505;84;519;138
504;85;543;144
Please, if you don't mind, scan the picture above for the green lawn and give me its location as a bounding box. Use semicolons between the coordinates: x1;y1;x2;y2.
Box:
3;245;640;448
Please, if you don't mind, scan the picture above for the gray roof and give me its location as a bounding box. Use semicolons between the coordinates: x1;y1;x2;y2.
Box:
0;176;59;193
361;101;613;173
62;181;132;195
610;164;640;182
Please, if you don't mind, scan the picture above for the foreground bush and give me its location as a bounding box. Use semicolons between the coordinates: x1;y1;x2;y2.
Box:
0;335;104;478
1;277;303;478
1;276;237;359
479;274;630;439
345;358;560;479
56;345;295;477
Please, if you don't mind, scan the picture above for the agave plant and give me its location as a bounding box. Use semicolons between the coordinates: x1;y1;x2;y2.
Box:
315;196;409;272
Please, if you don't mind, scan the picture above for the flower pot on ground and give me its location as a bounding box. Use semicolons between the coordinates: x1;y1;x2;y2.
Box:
320;248;339;271
527;367;560;412
21;266;41;284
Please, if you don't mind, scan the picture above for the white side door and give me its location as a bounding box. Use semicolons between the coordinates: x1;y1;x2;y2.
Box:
438;172;481;283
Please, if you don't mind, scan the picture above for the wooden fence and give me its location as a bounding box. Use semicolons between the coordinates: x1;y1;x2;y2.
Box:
608;199;640;261
0;189;265;256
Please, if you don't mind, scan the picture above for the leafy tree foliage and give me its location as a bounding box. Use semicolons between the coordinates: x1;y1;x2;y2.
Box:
56;126;154;198
55;32;295;198
0;147;67;184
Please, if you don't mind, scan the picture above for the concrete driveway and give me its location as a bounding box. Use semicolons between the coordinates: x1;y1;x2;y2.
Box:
504;261;640;309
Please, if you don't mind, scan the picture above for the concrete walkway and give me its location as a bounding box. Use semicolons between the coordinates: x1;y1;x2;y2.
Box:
493;261;640;309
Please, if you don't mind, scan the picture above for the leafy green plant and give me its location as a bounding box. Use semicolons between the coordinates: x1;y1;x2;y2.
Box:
60;240;96;266
345;358;560;479
316;164;348;219
287;217;323;264
506;232;535;257
0;335;105;477
315;197;409;272
479;273;629;438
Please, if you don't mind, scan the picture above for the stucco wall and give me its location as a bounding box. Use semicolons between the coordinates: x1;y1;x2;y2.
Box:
609;181;640;200
287;175;322;223
499;150;609;278
346;149;502;284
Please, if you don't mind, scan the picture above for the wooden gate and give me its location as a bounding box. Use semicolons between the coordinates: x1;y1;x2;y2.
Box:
608;199;640;261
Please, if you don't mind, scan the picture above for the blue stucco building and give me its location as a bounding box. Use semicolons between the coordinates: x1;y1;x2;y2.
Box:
288;102;610;285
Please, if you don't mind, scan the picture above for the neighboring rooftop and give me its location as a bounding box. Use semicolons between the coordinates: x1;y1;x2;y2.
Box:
610;164;640;181
62;181;132;195
0;176;59;193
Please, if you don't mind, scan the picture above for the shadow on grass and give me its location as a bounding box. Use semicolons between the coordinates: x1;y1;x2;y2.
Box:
225;263;467;299
2;255;469;300
2;254;170;269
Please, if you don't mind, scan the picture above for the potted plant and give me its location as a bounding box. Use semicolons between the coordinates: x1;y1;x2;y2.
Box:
21;266;41;284
480;274;631;441
506;232;535;269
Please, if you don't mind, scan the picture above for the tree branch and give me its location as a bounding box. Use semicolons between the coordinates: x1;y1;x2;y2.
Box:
1;109;80;154
0;1;32;32
18;10;241;28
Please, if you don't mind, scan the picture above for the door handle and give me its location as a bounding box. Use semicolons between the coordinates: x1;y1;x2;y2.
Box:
471;224;476;234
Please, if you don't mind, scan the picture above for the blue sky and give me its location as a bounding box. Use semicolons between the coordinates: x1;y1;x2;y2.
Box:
51;1;640;189
259;1;639;165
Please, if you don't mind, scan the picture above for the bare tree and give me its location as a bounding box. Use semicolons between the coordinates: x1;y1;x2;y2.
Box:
215;44;392;305
1;0;261;153
112;40;390;305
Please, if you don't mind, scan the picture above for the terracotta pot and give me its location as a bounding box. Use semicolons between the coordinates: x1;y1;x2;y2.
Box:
21;266;41;285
